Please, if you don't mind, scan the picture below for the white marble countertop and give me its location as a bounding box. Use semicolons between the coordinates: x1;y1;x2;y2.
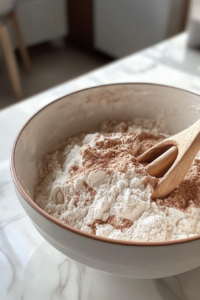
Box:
1;33;200;300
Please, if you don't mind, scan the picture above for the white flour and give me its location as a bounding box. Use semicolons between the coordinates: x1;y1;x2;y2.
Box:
35;119;200;242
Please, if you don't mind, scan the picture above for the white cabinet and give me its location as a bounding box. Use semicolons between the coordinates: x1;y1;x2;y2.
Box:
12;0;68;47
187;0;200;48
94;0;186;58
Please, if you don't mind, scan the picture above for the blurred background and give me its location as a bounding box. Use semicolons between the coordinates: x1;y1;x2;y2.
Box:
0;0;193;109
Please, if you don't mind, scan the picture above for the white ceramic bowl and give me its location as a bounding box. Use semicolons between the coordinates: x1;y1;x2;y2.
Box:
11;83;200;279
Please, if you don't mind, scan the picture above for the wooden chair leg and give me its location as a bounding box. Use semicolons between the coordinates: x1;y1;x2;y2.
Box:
0;23;22;100
10;12;32;72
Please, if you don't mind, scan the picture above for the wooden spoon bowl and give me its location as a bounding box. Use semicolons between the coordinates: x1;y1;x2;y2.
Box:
138;119;200;199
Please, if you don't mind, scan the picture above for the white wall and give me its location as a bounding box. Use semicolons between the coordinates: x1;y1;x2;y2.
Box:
94;0;184;58
187;0;200;47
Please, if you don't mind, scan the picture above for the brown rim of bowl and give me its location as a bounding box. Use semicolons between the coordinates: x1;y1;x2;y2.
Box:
10;82;200;247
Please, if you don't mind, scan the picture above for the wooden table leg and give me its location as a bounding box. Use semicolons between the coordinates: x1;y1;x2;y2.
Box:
0;23;22;100
10;12;32;72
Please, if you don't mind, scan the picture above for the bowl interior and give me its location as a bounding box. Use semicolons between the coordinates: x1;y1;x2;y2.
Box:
13;83;200;203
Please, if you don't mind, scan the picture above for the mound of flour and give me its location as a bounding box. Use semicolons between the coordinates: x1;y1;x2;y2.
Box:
35;119;200;242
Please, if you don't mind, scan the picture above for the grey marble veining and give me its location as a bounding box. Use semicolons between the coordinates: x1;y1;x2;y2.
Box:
1;33;200;300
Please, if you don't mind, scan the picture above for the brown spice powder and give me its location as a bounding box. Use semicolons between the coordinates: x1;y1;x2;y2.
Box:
156;159;200;210
89;216;133;235
135;132;165;157
69;132;159;187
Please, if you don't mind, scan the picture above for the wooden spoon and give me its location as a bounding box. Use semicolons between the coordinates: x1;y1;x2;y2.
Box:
137;119;200;199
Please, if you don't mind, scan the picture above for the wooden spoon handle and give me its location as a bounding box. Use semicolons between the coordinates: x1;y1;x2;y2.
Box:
145;146;178;178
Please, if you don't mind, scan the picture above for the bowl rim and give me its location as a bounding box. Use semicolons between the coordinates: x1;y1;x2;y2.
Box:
10;82;200;247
